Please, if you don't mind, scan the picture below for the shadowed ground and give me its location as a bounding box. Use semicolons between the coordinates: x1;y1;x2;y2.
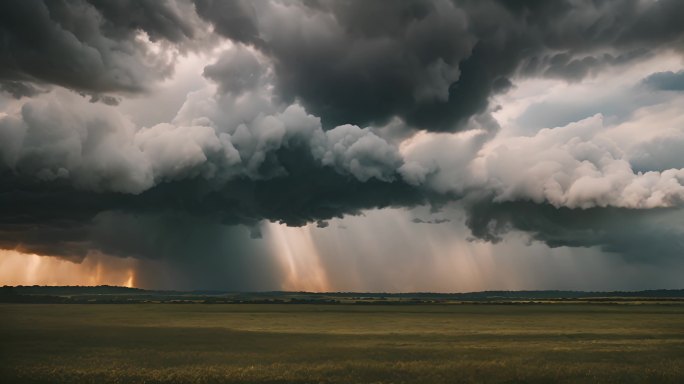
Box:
1;304;683;383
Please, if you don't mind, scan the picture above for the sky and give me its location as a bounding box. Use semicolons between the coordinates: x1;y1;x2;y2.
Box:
1;0;684;292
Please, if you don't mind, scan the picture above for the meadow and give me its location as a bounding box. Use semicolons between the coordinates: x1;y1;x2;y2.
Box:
1;303;683;383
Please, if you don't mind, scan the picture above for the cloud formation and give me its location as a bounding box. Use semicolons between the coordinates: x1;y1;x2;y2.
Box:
195;0;684;131
0;0;198;96
0;0;684;287
643;70;684;91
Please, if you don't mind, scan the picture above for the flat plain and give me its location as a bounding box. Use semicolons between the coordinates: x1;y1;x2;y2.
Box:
1;303;683;383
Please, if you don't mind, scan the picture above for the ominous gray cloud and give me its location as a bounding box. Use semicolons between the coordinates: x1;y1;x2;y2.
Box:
195;0;684;131
0;90;428;260
0;0;197;96
0;80;47;99
202;46;267;95
643;70;684;91
411;218;450;224
1;0;684;289
464;200;684;263
86;0;196;44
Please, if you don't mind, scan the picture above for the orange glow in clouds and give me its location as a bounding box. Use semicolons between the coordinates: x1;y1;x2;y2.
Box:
0;250;138;287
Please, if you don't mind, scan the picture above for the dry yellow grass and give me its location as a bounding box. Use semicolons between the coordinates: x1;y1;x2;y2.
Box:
1;303;683;383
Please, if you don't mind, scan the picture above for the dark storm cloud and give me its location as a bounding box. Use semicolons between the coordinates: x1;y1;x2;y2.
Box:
194;0;258;44
86;0;195;43
195;0;684;131
0;145;428;260
0;0;195;95
642;70;684;91
88;211;282;291
0;81;47;99
465;200;684;262
411;218;450;224
0;79;435;260
202;45;267;95
1;0;684;270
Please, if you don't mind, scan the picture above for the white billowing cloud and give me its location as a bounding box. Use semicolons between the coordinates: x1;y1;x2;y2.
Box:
7;79;683;211
313;124;402;182
604;98;684;172
173;65;403;183
394;54;684;210
167;44;405;183
0;90;154;193
397;102;684;209
2;40;683;215
398;114;684;210
118;48;213;128
474;114;684;208
134;123;241;183
0;42;405;193
399;129;487;194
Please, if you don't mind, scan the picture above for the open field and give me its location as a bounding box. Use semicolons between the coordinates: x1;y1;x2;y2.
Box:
1;304;683;383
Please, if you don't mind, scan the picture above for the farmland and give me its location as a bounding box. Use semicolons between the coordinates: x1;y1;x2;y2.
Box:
1;303;683;383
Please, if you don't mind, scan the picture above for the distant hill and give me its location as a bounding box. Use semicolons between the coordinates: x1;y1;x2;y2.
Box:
2;285;683;304
2;285;146;296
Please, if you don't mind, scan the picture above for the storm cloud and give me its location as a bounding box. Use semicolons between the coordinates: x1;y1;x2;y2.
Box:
1;0;684;288
464;200;684;263
643;70;684;92
0;0;199;96
195;0;684;130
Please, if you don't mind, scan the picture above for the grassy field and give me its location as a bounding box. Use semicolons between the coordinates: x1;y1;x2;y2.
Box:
1;304;683;383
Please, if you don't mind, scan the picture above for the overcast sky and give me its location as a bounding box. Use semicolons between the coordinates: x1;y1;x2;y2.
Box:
1;0;684;291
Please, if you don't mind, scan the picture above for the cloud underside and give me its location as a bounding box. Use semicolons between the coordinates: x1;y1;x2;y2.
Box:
1;0;684;265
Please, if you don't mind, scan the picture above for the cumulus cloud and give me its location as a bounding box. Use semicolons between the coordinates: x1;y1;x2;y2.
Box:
475;115;684;209
313;125;403;182
0;90;153;193
0;71;424;259
5;80;682;263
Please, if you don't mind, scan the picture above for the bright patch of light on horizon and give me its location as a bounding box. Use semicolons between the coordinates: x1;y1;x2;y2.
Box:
0;250;137;287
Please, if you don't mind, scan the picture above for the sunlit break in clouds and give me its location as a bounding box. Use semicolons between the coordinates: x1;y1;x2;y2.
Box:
1;0;684;291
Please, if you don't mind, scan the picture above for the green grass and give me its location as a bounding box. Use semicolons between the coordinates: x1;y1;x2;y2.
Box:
1;304;683;383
